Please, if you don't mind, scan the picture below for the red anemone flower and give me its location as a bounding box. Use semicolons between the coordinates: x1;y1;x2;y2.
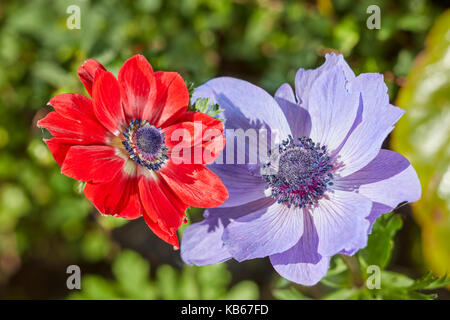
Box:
37;55;228;248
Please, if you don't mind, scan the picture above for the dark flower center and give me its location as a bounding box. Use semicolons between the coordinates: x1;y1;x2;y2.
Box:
262;135;334;208
135;126;163;155
122;119;168;171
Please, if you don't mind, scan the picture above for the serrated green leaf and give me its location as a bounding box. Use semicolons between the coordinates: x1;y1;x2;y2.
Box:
358;213;403;270
185;80;195;98
369;271;447;300
189;97;225;122
408;272;450;291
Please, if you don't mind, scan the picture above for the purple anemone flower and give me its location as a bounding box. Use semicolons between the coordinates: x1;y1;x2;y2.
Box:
180;54;421;285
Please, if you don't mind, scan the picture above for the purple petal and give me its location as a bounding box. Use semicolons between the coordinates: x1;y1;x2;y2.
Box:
274;83;296;103
336;149;421;256
366;202;392;231
294;53;355;106
223;202;304;262
181;219;232;266
270;211;331;286
339;214;370;256
306;59;360;153
335;74;405;176
335;149;421;208
339;202;399;256
192;77;291;142
205;196;276;222
208;163;267;207
275;83;312;138
181;197;275;265
312;189;372;257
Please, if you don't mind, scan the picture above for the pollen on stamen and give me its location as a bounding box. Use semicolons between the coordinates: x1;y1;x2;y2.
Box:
261;135;334;208
122;119;169;171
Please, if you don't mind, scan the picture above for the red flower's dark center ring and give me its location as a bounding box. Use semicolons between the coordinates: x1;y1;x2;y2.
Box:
262;135;334;208
122;119;169;171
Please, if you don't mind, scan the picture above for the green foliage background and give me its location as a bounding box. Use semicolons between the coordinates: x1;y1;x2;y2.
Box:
0;0;449;299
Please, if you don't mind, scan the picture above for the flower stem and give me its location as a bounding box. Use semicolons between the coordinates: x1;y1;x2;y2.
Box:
340;254;364;288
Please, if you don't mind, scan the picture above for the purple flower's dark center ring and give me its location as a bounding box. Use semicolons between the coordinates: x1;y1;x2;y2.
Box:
262;135;334;208
122;119;169;171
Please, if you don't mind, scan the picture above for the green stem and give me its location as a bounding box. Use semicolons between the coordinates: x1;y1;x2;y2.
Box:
340;254;364;288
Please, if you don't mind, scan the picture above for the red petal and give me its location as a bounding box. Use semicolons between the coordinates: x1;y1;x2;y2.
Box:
44;138;79;166
159;161;229;208
84;168;142;219
77;59;106;96
61;145;125;183
39;93;109;165
174;111;223;128
139;174;188;236
49;93;98;121
143;71;189;128
118;54;157;121
37;111;108;144
163;112;225;164
142;212;180;249
92;71;126;135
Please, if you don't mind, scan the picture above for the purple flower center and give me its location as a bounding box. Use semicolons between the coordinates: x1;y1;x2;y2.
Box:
262;135;334;208
122;119;169;171
136;126;163;155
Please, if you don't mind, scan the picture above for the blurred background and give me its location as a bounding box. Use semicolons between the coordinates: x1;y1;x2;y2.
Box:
0;0;449;299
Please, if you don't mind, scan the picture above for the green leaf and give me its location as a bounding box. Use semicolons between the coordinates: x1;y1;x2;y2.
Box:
98;215;129;230
190;97;225;122
156;264;179;300
408;272;450;291
332;16;360;55
81;230;112;263
185;80;195;98
275;276;291;289
368;271;447;300
69;275;119;300
226;281;259;300
320;256;353;288
196;263;231;299
381;271;414;289
68;250;260;300
358;213;403;270
0;184;30;230
378;288;436;300
272;287;312;300
323;288;360;300
112;250;155;299
178;266;200;300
